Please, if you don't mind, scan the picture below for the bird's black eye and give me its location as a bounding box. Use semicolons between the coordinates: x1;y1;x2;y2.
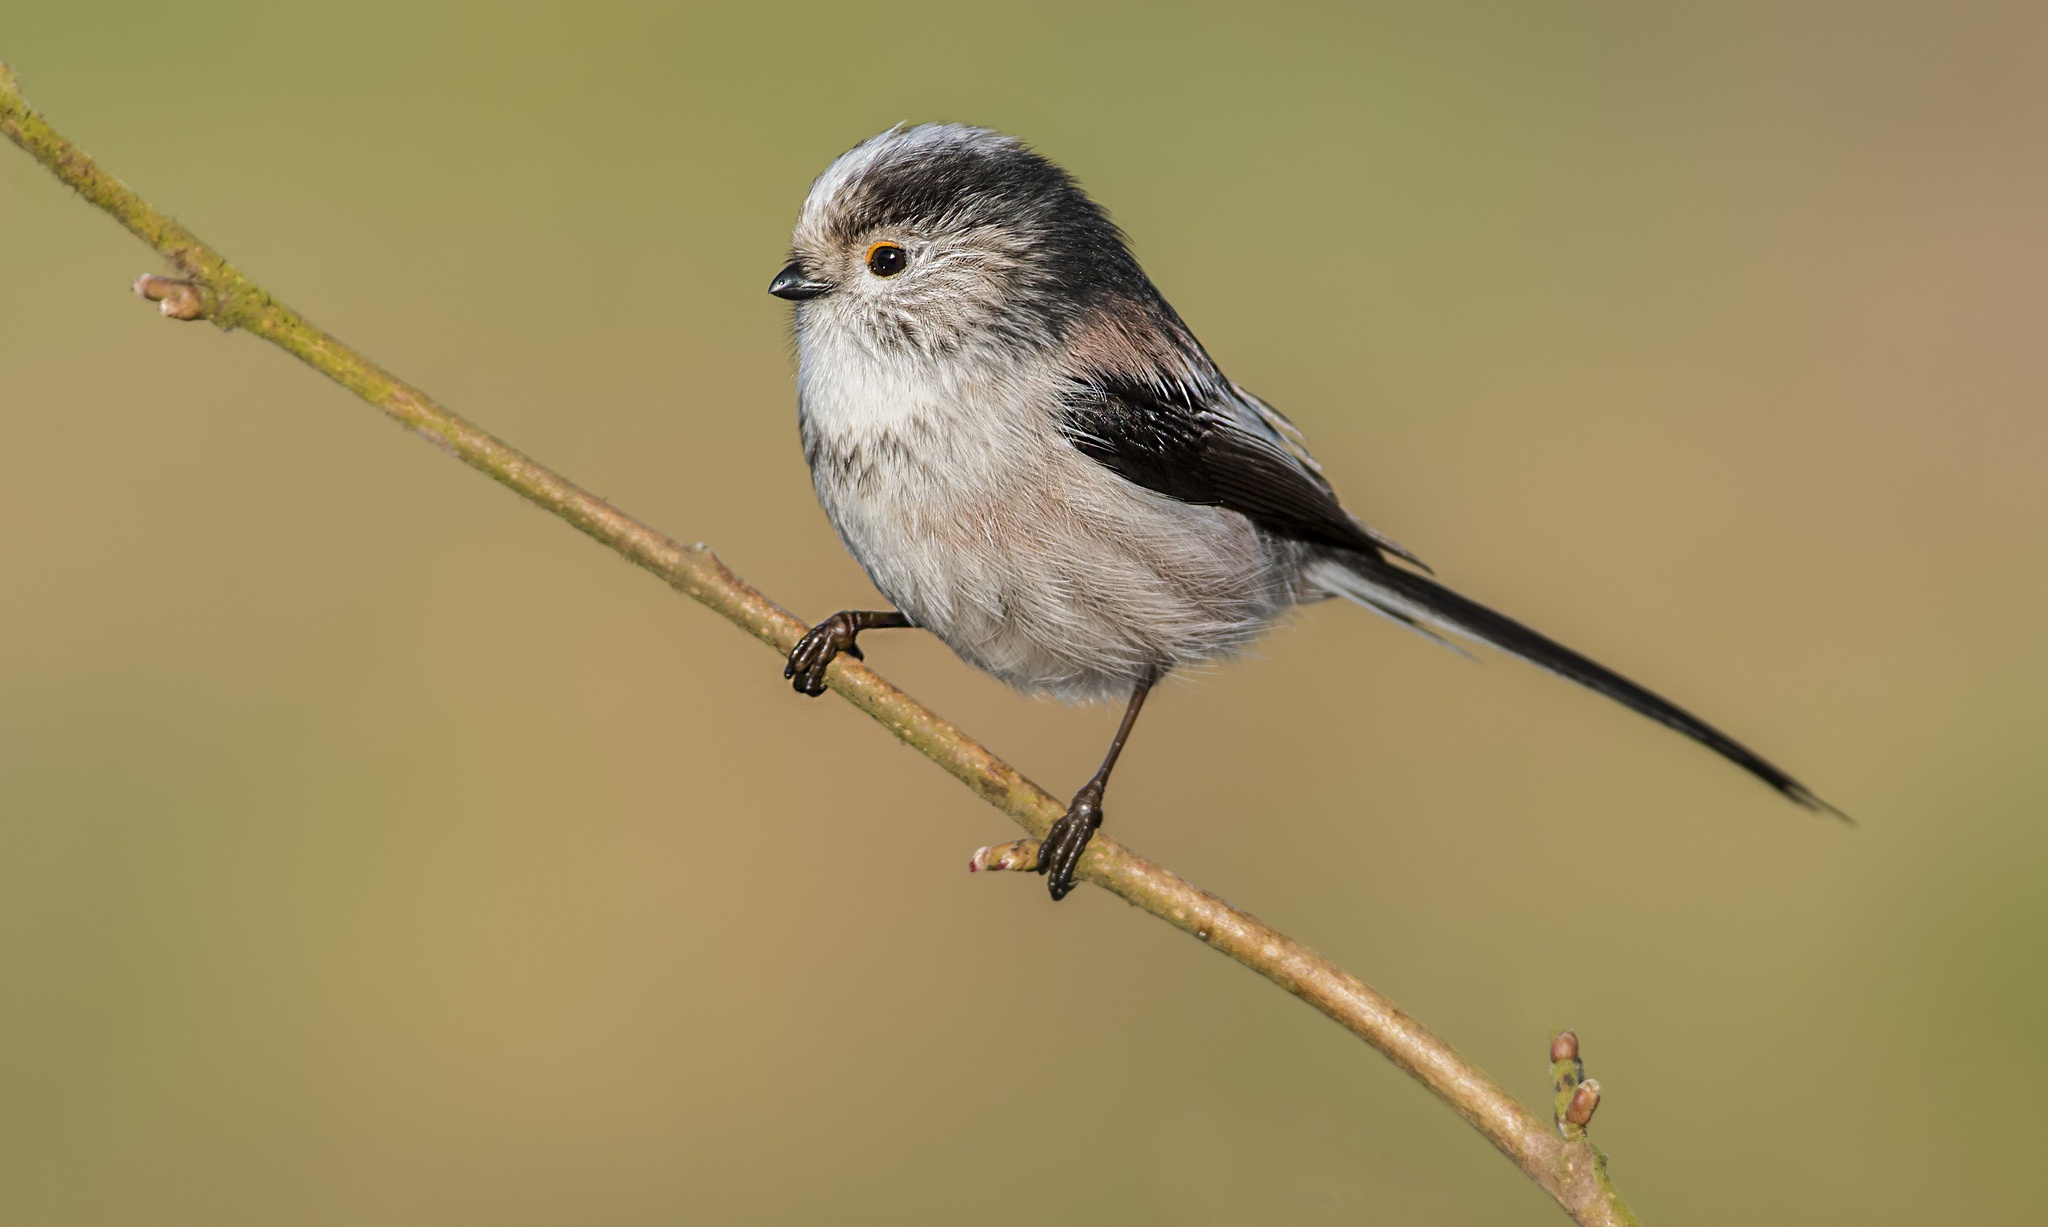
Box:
865;241;908;277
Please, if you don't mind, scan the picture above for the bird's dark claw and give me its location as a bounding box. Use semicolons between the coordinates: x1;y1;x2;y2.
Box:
1038;780;1105;901
784;613;867;696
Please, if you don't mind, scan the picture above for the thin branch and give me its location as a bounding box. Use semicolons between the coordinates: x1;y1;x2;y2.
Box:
3;63;1638;1225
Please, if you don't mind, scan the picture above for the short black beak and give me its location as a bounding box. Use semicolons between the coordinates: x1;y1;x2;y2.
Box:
768;261;832;301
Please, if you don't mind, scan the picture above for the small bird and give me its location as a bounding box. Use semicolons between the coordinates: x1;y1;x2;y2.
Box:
770;124;1840;900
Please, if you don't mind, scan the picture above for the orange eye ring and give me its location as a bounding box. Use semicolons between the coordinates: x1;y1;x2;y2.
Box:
865;241;908;277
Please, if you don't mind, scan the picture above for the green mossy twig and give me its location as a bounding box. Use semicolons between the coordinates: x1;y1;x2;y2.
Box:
4;62;1641;1226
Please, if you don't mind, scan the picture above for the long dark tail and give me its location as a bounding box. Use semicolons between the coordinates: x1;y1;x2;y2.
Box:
1309;552;1846;819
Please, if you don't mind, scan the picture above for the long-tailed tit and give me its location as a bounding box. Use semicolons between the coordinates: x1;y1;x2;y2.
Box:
770;124;1841;901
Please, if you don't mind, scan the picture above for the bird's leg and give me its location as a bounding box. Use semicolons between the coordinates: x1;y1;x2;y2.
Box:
1040;677;1155;901
784;610;914;696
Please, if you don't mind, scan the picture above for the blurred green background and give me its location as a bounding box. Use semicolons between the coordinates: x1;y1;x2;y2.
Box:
3;3;2044;1222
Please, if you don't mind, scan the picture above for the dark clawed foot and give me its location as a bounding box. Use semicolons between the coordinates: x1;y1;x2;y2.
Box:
1037;781;1104;901
784;613;865;697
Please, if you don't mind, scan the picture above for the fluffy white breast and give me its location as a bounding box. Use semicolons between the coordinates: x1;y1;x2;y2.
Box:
795;326;1049;632
793;322;1303;701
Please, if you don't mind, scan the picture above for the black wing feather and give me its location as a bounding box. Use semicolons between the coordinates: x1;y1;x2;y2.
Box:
1060;376;1387;555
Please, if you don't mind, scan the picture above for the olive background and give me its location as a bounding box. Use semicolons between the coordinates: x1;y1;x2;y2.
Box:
3;3;2044;1223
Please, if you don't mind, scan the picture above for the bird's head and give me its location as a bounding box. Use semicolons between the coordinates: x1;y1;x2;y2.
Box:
770;124;1151;361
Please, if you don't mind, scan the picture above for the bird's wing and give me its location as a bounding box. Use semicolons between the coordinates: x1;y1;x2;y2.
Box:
1058;374;1428;569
